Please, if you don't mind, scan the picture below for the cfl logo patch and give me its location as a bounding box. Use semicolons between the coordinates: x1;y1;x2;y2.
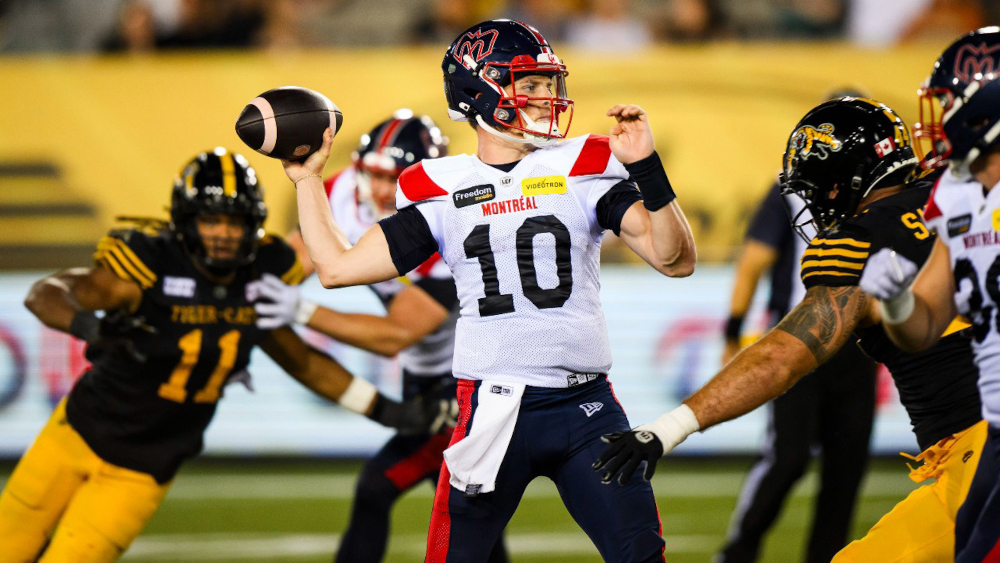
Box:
579;402;603;417
490;385;513;397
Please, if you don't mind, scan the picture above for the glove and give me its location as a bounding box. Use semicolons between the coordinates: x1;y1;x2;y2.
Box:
72;309;156;364
859;248;918;323
592;404;700;485
254;273;317;329
370;391;459;435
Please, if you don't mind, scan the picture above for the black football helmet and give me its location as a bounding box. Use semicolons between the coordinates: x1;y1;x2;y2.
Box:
781;97;918;239
916;27;1000;170
442;19;573;145
352;110;448;219
171;148;267;272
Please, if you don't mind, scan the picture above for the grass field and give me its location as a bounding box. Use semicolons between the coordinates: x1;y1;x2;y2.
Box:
0;457;919;562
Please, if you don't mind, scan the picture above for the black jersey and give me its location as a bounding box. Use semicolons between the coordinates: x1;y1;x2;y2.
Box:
66;226;303;482
800;171;981;451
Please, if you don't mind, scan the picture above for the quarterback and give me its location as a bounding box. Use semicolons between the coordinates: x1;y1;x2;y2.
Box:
282;18;695;563
595;97;987;562
859;27;1000;561
254;112;508;563
0;149;444;562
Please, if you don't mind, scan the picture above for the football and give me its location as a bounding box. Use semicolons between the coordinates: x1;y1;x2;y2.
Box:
235;86;343;161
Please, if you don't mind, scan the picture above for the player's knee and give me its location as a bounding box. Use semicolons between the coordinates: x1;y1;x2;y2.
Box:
353;469;401;508
0;492;55;563
39;524;122;563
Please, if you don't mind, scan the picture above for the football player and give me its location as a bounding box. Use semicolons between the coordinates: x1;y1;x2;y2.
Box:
595;97;987;562
280;18;696;563
253;112;508;563
0;148;446;563
858;27;1000;561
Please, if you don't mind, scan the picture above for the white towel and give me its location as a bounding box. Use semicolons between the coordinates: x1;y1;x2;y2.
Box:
442;381;525;496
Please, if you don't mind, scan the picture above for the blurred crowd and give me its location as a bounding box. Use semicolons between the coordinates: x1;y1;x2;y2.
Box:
0;0;996;53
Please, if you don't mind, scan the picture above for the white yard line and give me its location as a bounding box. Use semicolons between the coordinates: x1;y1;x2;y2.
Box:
122;531;718;560
0;469;918;501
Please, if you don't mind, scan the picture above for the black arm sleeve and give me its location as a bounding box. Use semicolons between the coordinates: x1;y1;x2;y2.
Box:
596;180;643;236
745;181;790;248
413;277;459;310
378;207;439;275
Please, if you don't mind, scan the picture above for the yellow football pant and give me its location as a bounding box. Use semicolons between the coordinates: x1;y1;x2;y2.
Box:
834;419;988;563
0;399;170;563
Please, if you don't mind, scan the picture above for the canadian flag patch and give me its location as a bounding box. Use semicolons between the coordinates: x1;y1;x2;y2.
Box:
874;137;896;157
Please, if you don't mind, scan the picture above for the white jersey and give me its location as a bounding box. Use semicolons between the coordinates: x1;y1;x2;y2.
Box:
924;169;1000;425
395;134;630;388
325;167;458;376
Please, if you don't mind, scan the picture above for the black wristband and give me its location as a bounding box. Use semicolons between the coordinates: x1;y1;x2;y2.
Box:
623;151;676;211
724;315;744;341
69;311;100;343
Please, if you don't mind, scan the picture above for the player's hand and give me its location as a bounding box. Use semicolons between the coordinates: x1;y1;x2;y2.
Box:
84;310;156;364
860;248;918;301
593;404;700;485
282;127;334;185
607;104;654;165
254;273;308;329
371;392;458;435
593;429;664;485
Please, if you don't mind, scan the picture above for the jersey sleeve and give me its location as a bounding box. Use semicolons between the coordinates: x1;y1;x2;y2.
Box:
93;229;160;289
378;207;440;275
799;224;872;289
567;135;632;233
595;180;642;236
255;234;305;285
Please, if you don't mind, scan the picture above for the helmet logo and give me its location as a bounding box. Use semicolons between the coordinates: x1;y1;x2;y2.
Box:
452;29;499;67
786;123;842;171
953;42;1000;84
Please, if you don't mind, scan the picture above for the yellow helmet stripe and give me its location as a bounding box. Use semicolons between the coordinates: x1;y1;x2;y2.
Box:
221;151;236;197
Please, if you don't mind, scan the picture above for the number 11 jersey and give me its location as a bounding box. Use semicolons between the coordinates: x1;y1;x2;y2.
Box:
384;134;642;388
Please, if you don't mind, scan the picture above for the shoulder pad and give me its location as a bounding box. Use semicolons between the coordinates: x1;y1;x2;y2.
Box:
93;227;162;289
396;157;472;209
257;233;304;285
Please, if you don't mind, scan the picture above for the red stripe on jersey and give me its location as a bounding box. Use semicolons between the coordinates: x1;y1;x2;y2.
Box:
923;173;945;222
399;162;447;202
983;537;1000;563
323;168;348;199
384;431;452;491
414;252;443;277
569;135;612;177
426;380;476;563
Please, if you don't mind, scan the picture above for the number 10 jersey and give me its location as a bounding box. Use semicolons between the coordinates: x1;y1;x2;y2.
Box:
390;134;639;388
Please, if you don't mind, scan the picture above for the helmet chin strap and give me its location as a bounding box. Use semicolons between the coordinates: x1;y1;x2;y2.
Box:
474;113;561;148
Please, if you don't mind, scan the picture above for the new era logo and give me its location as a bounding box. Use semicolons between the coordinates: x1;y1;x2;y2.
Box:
579;402;603;417
490;385;513;397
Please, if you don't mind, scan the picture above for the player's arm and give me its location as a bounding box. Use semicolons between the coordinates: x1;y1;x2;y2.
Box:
861;240;958;352
608;104;696;277
260;326;450;432
723;240;778;363
255;274;450;356
285;228;316;279
281;128;399;288
24;266;142;340
594;284;872;484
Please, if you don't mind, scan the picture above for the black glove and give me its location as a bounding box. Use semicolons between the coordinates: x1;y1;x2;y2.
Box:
71;310;156;364
592;430;664;486
369;391;458;435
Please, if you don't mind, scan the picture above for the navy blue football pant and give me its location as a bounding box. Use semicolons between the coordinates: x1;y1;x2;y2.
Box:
336;373;508;563
425;377;665;563
955;423;1000;562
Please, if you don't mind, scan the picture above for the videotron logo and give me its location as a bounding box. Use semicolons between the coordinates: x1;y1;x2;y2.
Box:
453;184;496;208
522;175;567;196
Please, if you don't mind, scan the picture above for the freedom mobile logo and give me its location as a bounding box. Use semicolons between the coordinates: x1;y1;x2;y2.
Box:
521;175;567;196
453;184;496;208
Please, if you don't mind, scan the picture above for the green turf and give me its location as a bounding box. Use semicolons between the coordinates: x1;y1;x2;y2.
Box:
0;457;916;562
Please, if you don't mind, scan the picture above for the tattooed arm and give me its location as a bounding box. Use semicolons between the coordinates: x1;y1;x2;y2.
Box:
685;285;873;430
